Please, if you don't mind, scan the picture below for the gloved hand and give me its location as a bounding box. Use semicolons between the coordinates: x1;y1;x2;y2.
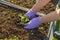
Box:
24;16;40;29
24;9;37;19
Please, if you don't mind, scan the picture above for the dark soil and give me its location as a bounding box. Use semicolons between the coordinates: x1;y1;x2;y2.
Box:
0;0;59;40
0;4;49;40
5;0;59;14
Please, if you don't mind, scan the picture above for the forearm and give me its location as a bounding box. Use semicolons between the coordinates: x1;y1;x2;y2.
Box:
31;0;50;12
40;9;60;23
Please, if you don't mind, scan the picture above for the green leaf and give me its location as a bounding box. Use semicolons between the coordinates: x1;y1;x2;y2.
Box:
18;14;29;25
58;2;60;8
4;38;7;40
52;37;58;40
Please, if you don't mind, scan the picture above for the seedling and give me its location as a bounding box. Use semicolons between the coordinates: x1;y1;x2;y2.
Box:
18;13;29;25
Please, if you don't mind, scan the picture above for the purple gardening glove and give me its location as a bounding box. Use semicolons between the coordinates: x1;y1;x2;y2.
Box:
24;16;40;29
24;9;37;19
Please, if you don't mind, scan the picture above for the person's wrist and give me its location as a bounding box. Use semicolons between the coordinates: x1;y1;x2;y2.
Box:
29;9;37;14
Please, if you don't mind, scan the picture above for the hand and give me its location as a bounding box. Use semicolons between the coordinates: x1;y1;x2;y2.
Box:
24;9;37;19
24;16;40;29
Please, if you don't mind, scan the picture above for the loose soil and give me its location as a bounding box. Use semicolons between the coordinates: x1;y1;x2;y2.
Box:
5;0;59;14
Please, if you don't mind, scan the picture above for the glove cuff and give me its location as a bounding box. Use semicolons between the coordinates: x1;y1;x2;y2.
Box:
36;16;41;25
25;9;37;19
